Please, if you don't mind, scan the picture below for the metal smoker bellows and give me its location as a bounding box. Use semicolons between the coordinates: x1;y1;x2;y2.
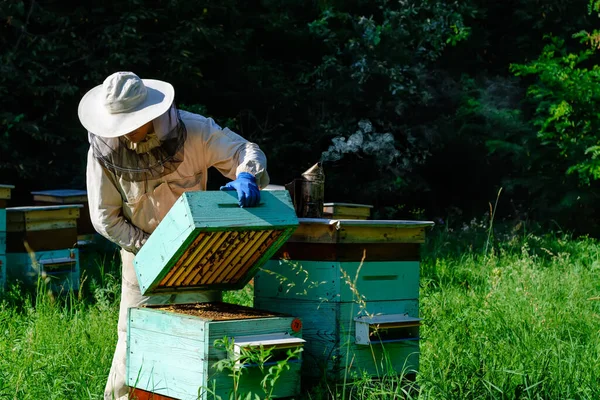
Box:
284;162;325;218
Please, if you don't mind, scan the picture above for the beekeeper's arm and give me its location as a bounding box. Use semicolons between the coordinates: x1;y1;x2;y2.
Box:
200;117;270;187
86;148;149;254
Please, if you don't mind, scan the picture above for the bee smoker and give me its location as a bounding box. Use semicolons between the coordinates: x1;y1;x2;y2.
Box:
285;162;325;218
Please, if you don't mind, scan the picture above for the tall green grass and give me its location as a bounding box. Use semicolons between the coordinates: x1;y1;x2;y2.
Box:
1;226;599;399
418;226;600;400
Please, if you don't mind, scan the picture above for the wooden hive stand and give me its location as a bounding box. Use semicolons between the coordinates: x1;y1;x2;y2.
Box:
127;190;305;400
5;204;82;293
0;184;15;290
254;218;434;382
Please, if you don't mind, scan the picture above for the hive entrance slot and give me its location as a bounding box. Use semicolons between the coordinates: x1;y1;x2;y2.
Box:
39;257;77;274
231;333;306;368
355;314;421;345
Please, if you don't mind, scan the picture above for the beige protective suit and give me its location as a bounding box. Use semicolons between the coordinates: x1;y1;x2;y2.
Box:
87;110;269;400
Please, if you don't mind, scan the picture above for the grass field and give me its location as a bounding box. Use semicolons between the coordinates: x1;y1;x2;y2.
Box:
1;225;599;399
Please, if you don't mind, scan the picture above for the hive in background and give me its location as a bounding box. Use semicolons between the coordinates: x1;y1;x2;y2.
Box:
5;204;82;293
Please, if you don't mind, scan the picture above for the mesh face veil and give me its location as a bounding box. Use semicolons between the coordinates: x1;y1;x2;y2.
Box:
89;105;187;182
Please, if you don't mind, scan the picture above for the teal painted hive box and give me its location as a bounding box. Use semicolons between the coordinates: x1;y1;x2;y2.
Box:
6;248;80;293
127;302;305;400
254;218;434;381
0;184;15;290
128;190;304;399
133;190;299;295
5;205;82;292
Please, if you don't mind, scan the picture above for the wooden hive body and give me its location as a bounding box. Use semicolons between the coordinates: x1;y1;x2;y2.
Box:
127;302;304;400
31;189;96;239
134;190;298;295
254;218;434;381
0;184;14;290
128;190;303;398
5;205;82;292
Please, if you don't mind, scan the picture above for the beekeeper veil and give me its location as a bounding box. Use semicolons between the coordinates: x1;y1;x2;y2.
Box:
77;72;187;182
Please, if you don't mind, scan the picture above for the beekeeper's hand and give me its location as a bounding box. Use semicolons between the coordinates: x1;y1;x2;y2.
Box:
220;172;261;207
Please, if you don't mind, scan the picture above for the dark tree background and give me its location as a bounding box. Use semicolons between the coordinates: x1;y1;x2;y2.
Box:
2;0;600;233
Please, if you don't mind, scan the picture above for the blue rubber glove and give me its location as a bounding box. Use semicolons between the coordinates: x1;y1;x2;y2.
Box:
219;172;261;207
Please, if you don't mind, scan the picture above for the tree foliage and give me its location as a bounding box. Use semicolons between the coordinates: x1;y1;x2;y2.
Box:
1;0;600;231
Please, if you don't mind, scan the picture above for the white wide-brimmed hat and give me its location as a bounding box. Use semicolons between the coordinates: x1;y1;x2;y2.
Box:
78;71;175;138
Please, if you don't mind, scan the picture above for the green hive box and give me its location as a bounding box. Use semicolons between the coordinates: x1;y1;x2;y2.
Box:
5;204;82;293
128;190;304;399
254;218;434;381
133;190;299;295
6;249;80;293
127;303;304;400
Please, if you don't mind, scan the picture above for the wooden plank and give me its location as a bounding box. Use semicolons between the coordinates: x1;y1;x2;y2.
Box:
0;231;5;254
338;261;420;302
254;260;420;302
184;190;298;229
7;219;77;232
127;328;207;400
207;317;298;343
340;226;426;243
0;208;5;230
6;205;81;222
288;219;434;244
31;189;88;204
134;205;196;294
255;260;340;302
129;308;207;340
6;228;78;252
273;242;420;262
130;388;177;400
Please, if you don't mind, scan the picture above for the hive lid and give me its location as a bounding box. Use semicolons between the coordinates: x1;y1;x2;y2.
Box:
134;190;298;295
31;189;88;203
288;218;435;244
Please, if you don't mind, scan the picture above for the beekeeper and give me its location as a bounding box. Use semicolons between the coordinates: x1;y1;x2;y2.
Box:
78;71;269;400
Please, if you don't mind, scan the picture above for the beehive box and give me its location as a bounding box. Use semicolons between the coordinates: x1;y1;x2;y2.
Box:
0;184;14;290
6;205;82;292
127;302;305;400
31;189;95;239
133;190;298;295
254;218;434;381
6;248;80;293
322;202;373;220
